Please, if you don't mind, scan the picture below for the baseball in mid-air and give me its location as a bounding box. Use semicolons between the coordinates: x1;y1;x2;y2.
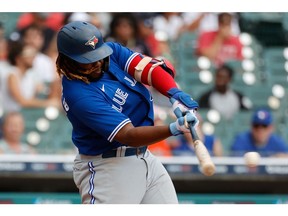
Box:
244;152;261;168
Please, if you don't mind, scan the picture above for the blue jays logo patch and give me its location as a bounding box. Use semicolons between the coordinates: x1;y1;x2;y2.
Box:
85;36;99;49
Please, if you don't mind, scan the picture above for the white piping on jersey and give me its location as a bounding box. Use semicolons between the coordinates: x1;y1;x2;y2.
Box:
101;84;105;92
108;118;131;142
124;52;139;72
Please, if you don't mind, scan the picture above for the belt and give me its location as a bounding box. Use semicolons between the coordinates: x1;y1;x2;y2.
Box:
102;146;147;158
79;146;148;160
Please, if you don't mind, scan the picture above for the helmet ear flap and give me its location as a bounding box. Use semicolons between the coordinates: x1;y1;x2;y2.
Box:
103;56;110;72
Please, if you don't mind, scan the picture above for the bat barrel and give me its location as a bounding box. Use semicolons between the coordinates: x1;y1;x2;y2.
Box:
189;124;216;176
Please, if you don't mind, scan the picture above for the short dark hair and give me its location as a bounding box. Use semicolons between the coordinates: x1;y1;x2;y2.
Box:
7;40;25;66
1;111;24;129
20;24;44;39
109;13;138;38
218;13;232;25
215;64;234;79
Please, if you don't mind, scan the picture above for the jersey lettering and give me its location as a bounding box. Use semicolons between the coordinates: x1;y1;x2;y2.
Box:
113;88;128;105
112;104;122;112
62;98;69;112
112;88;128;112
124;76;137;87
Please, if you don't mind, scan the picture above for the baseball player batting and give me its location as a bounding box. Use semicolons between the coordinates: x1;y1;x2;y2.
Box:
56;21;199;204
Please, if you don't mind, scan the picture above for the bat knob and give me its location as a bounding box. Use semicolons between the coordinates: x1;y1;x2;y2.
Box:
202;163;216;176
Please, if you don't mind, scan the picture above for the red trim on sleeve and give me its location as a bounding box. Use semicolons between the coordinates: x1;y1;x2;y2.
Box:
127;55;142;77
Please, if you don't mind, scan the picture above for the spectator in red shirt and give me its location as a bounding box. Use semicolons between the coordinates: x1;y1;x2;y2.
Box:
17;13;65;54
196;13;243;67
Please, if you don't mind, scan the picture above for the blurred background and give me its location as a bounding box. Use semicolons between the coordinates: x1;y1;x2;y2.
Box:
1;12;288;204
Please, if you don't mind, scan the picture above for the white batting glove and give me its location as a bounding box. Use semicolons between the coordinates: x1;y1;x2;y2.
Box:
170;97;198;119
169;112;199;136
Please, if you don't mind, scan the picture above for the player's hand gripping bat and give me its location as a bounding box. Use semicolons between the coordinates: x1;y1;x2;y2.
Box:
170;97;215;176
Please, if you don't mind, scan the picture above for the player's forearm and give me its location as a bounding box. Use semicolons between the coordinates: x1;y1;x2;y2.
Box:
19;98;47;108
149;69;178;96
114;125;172;147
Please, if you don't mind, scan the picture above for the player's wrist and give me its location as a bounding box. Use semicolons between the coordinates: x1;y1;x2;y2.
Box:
167;87;180;97
167;88;199;109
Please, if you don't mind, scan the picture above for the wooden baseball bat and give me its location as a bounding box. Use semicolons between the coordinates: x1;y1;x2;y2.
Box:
189;122;216;176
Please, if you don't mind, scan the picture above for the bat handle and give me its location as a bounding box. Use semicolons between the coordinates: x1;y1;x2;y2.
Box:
188;122;199;142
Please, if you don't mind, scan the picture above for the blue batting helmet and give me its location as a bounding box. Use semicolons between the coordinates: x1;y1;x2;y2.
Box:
57;21;113;64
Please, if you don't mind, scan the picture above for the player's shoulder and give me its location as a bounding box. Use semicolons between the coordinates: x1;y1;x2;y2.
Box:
106;41;133;53
106;41;122;51
62;77;104;102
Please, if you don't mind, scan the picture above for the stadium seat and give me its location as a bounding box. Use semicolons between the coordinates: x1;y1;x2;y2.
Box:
177;67;213;98
21;108;46;132
21;108;74;154
213;120;231;156
0;12;22;37
240;13;286;46
177;31;199;57
225;60;244;75
197;108;232;155
241;13;283;23
243;83;273;108
231;110;253;135
239;33;265;84
263;47;288;87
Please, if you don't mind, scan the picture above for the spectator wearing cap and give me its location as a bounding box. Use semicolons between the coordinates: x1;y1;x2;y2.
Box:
230;108;288;157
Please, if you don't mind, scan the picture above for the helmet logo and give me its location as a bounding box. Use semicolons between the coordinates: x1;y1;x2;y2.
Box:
85;36;99;49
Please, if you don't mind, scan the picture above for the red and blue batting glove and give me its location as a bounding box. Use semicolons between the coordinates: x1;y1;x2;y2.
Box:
167;88;199;118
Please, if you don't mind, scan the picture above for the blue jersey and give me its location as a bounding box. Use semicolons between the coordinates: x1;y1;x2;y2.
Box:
231;131;288;157
61;42;154;155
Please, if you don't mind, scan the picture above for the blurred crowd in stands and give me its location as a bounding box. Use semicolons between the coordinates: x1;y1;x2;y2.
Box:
0;12;288;157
